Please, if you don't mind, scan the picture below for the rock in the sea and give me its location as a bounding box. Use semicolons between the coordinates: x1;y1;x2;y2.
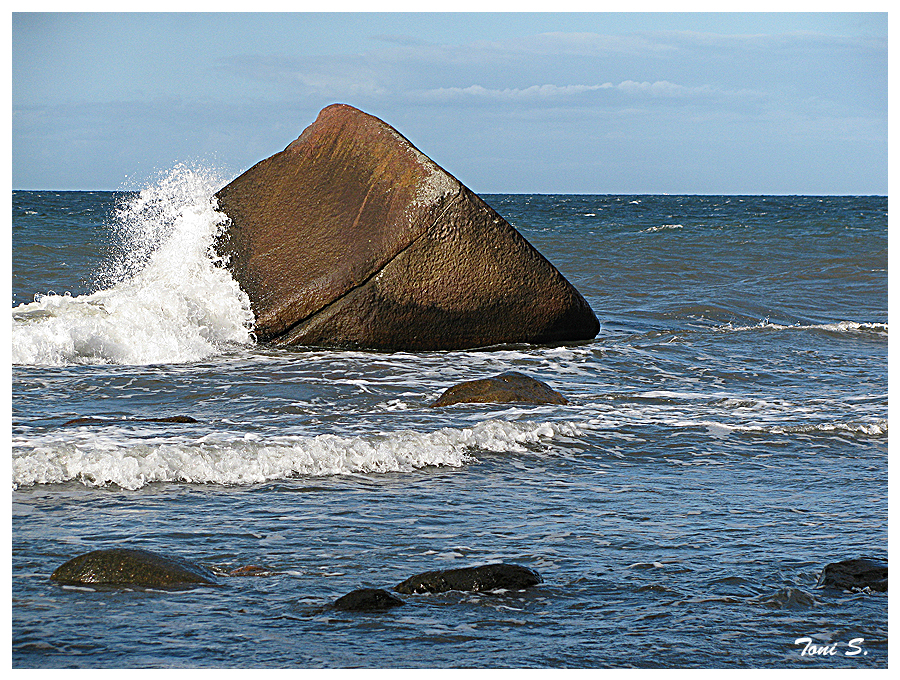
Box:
333;588;406;611
50;548;218;588
395;563;543;594
430;371;568;407
227;565;275;577
214;103;599;350
816;558;887;592
62;416;199;427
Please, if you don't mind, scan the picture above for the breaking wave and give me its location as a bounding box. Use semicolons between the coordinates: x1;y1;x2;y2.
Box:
11;165;255;366
12;419;583;490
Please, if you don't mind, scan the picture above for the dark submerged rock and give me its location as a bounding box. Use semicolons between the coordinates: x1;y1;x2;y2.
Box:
816;558;887;592
214;103;599;350
431;371;568;407
146;416;198;423
333;588;406;611
62;415;199;427
50;548;218;588
395;563;543;594
227;565;275;577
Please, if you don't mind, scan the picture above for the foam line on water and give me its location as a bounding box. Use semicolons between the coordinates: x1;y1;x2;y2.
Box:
12;419;585;490
717;320;887;335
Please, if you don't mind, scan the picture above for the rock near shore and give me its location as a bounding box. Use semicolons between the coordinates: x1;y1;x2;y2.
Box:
817;558;887;592
50;548;218;588
214;104;599;351
431;371;568;407
333;588;406;611
395;562;543;594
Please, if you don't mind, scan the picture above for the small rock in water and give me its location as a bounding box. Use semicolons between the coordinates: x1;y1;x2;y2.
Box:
227;565;274;577
817;558;887;592
50;548;218;588
430;372;568;407
333;588;406;611
62;417;110;426
395;562;543;594
62;415;199;427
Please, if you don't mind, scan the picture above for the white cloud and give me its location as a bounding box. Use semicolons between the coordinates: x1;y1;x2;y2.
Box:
417;80;716;103
419;83;610;101
509;31;680;56
614;80;712;97
370;34;430;47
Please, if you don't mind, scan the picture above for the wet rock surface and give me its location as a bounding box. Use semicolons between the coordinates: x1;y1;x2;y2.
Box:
817;558;887;592
62;415;199;427
226;565;277;577
430;371;568;407
395;563;543;594
214;103;599;350
50;548;218;588
332;588;406;612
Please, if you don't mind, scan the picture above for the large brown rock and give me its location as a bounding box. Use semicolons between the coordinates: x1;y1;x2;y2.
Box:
214;103;599;350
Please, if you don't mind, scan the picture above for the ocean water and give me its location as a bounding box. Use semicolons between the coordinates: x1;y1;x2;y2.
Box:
11;168;888;668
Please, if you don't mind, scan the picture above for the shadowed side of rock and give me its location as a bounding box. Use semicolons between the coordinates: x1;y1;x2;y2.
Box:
431;372;568;407
214;103;600;350
395;563;543;594
50;548;218;588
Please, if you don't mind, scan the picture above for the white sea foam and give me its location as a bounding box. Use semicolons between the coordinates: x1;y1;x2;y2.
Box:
718;320;887;336
11;166;255;366
12;419;583;490
641;224;684;233
688;419;888;439
760;420;888;437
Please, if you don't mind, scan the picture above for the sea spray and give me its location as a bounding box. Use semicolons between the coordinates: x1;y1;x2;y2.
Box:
11;166;255;366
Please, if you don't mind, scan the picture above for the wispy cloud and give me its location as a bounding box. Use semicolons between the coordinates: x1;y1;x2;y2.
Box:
218;29;803;109
221;53;390;99
370;34;430;47
417;80;716;102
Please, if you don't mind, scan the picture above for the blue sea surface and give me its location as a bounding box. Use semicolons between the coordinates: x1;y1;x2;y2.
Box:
11;179;888;668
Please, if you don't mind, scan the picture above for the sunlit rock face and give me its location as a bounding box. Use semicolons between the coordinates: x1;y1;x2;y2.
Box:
215;103;600;350
430;372;569;407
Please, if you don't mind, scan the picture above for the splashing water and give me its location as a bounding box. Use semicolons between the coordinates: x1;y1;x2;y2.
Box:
11;166;255;366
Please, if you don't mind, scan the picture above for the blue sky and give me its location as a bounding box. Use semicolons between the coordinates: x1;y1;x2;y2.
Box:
11;11;888;194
